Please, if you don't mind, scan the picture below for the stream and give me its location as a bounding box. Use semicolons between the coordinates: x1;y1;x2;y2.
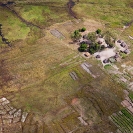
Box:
67;0;78;19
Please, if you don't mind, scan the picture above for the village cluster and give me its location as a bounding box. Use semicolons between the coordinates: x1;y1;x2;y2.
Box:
71;28;130;66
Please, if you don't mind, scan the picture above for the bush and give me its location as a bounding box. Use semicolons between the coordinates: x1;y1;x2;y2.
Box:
79;43;87;52
79;27;86;32
88;43;100;54
96;29;101;34
81;27;86;32
87;32;96;42
71;30;81;41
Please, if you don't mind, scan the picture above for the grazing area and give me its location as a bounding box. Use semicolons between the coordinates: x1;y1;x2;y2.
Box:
0;0;133;132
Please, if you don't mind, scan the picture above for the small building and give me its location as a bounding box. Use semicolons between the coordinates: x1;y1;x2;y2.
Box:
96;55;100;58
114;53;119;58
84;52;90;57
83;34;88;39
80;40;91;45
103;59;109;63
98;41;102;44
120;42;126;47
124;49;130;54
117;40;122;43
109;57;116;63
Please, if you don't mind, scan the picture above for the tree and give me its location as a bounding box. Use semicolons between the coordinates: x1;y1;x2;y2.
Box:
79;27;86;32
71;30;81;41
87;32;96;42
79;43;87;52
96;29;101;34
88;43;100;54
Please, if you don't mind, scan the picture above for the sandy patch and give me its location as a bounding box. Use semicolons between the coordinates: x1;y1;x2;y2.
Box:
94;48;116;65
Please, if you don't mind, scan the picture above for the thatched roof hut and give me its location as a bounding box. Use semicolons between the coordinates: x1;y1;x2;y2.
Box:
84;52;90;57
120;42;126;47
103;59;109;63
117;40;122;43
114;52;119;58
83;34;88;39
124;49;130;54
80;40;91;45
109;57;116;63
96;55;100;58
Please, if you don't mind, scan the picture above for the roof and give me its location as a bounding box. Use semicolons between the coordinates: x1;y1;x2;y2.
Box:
124;49;130;54
120;42;126;47
117;40;122;43
103;59;109;63
84;52;90;57
109;57;116;63
96;55;100;58
80;40;91;45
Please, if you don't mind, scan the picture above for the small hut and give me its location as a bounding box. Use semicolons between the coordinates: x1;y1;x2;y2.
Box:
109;57;116;63
80;40;91;45
117;40;122;43
114;53;119;58
98;41;102;44
83;34;88;39
84;52;90;57
96;55;100;58
120;42;126;47
103;59;109;63
124;49;130;54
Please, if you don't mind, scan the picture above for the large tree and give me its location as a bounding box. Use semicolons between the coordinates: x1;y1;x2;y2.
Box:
71;30;81;41
79;43;87;52
87;32;96;42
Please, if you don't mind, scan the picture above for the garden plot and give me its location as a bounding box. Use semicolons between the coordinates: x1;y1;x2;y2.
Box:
81;62;96;78
0;97;28;133
50;29;65;39
110;95;133;132
69;71;78;80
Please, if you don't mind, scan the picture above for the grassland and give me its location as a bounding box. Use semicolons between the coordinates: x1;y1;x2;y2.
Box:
0;0;132;132
73;0;133;28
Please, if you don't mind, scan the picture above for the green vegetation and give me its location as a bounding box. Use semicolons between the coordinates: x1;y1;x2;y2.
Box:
73;0;133;28
129;93;133;102
110;108;133;132
79;27;86;32
89;43;101;54
96;29;101;34
87;32;96;42
79;43;87;52
104;31;116;48
71;30;82;41
104;64;112;69
0;0;131;132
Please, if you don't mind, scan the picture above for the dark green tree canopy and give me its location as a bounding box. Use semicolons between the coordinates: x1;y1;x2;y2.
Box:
79;43;87;52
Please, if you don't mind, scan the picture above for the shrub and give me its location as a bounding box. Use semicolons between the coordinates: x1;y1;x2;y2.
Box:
71;30;81;41
81;27;86;32
79;27;86;32
96;29;101;34
79;43;87;52
88;43;100;54
87;32;96;42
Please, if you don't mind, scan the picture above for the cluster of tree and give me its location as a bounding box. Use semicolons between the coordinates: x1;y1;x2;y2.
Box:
71;30;81;42
79;43;87;52
0;24;11;46
71;27;86;41
88;43;103;54
103;31;116;48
